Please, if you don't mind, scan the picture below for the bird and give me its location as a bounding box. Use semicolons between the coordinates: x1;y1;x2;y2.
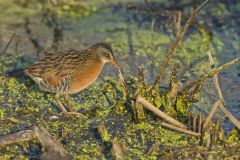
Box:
24;42;119;116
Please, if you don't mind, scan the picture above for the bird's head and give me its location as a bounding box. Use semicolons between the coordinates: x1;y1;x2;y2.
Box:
90;42;119;69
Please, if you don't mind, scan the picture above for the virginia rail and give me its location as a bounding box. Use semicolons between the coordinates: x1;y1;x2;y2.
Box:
25;43;119;115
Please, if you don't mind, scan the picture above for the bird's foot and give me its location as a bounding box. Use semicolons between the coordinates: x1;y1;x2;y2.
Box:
65;111;87;118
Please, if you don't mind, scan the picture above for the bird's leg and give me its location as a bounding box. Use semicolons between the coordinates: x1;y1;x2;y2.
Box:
63;94;87;117
64;94;75;112
55;94;68;114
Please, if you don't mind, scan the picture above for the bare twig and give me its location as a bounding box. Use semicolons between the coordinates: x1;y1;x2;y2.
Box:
136;97;187;129
203;101;240;130
218;102;240;129
2;32;15;54
152;0;210;90
174;11;182;35
182;56;240;93
117;69;128;95
208;51;224;103
202;101;219;130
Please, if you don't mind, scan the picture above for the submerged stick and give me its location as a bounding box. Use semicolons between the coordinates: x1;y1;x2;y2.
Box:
152;0;210;90
136;97;187;129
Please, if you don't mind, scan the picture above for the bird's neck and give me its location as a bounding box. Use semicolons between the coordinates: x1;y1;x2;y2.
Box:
96;54;108;64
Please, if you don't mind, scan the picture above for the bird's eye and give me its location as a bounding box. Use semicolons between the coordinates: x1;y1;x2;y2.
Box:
105;52;111;57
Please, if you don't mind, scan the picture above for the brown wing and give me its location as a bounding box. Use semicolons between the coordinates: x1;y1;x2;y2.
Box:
24;48;87;86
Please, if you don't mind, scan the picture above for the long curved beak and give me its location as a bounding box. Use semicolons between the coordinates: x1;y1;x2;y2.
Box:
109;59;120;69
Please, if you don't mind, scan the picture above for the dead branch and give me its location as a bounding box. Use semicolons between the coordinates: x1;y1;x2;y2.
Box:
0;130;34;145
33;126;69;158
0;126;69;159
159;121;201;136
202;101;220;130
152;0;210;91
182;56;240;93
136;97;187;129
208;51;224;102
203;101;240;130
218;103;240;129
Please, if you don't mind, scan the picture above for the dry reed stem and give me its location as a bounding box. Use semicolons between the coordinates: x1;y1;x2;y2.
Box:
218;102;240;129
136;97;187;129
168;81;180;103
203;101;240;130
152;0;210;90
198;115;203;134
202;101;219;130
208;51;224;102
117;69;128;94
159;122;201;136
183;56;240;93
193;116;197;132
